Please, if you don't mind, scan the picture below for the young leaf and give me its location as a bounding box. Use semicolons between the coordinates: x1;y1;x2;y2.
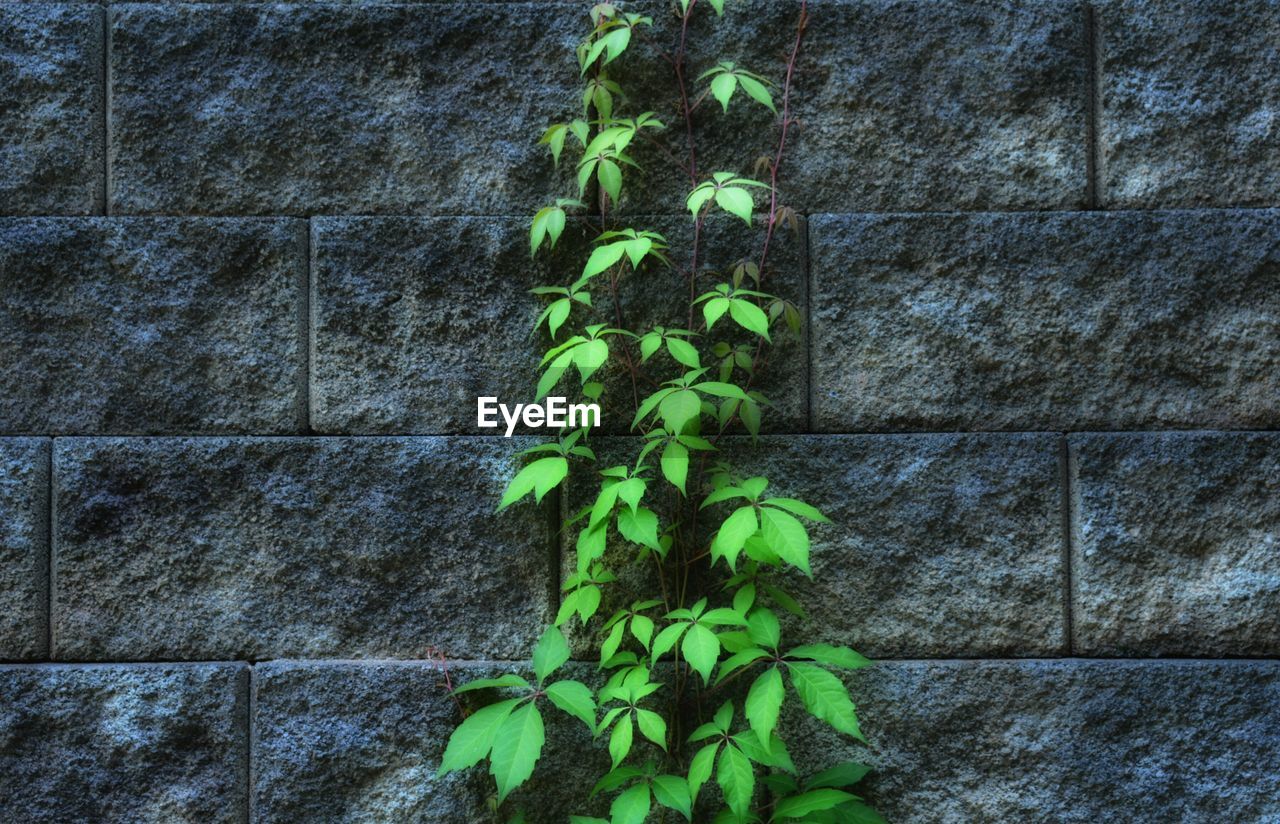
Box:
608;712;634;768
680;622;721;684
636;708;668;750
652;774;693;821
666;336;702;368
729;298;771;340
545;680;597;731
499;457;569;510
450;674;532;694
659;389;701;434
661;440;690;495
717;743;754;817
437;698;522;776
760;507;811;576
710;72;737;111
744;667;784;745
617;506;661;551
785;644;872;670
788;663;865;741
489;702;546;802
533;625;570;683
715;186;754;224
709;506;758;568
773;789;859;819
609;783;651;824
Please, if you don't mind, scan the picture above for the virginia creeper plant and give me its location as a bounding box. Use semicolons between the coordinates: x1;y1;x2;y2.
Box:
439;3;884;822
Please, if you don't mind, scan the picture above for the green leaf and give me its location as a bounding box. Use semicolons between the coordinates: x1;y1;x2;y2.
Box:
716;647;769;684
703;296;732;330
574;337;609;383
630;613;655;649
773;789;859;818
710;72;737;111
582;242;627;282
437;698;522;776
533;625;570;683
659;389;702;434
651;622;688;660
546;298;571;339
681;623;721;684
489;702;545;802
762;497;830;523
636;708;668;750
617;506;661;551
760;508;811;576
687;182;717;215
661;441;690;495
729;299;771;340
717;744;754;817
652;774;693;821
608;712;633;768
545;680;596;730
666;336;702;368
609;783;651;824
709;506;758;568
499;457;568;511
688;742;719;804
715;186;754;224
736;75;776;113
788;663;865;741
785;644;871;670
450;674;531;694
746;608;780;650
744;667;784;745
598;158;623;203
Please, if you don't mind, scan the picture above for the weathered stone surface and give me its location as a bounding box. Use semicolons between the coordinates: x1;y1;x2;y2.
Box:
733;434;1064;657
0;5;102;215
1071;432;1280;656
0;663;248;823
785;660;1280;823
792;0;1088;211
1098;0;1280;208
108;4;579;215
811;211;1280;431
0;218;306;434
53;437;552;660
312;215;806;434
253;660;608;823
0;438;48;659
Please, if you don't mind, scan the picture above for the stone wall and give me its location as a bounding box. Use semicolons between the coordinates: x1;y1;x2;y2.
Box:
1;1;1278;821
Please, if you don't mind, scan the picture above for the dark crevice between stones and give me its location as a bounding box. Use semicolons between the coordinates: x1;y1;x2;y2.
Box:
246;664;256;824
1084;2;1101;210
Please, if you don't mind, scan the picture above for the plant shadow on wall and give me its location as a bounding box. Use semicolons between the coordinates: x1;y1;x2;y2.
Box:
437;2;885;822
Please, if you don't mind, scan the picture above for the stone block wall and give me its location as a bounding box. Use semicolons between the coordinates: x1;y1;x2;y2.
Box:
1;1;1277;821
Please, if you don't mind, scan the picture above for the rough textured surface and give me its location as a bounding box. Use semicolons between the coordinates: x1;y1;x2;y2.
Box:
253;661;608;823
732;435;1065;657
0;5;102;215
1098;0;1280;208
312;215;807;434
109;4;579;215
792;0;1088;211
0;438;48;659
811;211;1280;431
1071;432;1280;657
53;437;552;660
0;218;306;434
786;660;1280;823
0;663;248;823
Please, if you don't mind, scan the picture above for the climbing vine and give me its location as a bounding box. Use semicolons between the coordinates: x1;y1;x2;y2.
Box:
439;2;884;821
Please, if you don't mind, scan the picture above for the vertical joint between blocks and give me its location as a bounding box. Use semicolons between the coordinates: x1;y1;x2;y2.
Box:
1084;2;1101;210
1059;435;1078;656
301;219;315;434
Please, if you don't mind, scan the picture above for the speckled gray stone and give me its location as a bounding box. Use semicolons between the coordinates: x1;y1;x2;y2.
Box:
784;660;1280;823
108;3;579;215
0;5;102;215
730;434;1065;657
312;215;806;434
791;0;1088;211
1098;0;1280;208
811;210;1280;431
1071;432;1280;656
252;661;608;823
0;218;306;434
52;437;552;660
0;438;48;659
0;663;248;823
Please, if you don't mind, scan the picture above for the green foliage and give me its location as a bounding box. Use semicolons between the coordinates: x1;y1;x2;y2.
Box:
440;1;884;821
